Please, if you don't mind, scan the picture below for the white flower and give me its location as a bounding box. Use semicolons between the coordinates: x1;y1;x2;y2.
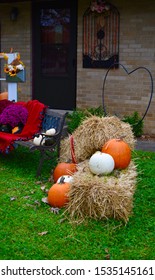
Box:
16;64;24;70
8;65;14;70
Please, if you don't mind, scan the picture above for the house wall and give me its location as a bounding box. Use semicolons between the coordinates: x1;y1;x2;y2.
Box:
0;2;31;101
77;0;155;135
0;0;155;135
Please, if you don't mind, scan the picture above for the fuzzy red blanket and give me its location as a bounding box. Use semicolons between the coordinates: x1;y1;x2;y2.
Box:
0;99;47;153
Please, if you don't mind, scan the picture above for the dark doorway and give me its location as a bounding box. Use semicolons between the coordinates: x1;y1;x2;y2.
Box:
32;0;77;110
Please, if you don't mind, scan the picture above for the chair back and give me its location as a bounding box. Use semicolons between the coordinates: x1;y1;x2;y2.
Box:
41;108;67;135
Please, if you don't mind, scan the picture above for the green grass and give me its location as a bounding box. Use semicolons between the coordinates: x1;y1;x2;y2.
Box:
0;147;155;260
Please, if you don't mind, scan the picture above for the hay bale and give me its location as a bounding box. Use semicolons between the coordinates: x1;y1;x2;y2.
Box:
60;115;136;163
66;160;137;223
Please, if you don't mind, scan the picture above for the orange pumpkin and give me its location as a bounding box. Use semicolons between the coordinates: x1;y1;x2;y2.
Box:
48;178;70;208
53;162;77;182
0;92;8;101
101;138;131;169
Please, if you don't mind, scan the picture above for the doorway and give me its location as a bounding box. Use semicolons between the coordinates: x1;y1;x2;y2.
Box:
32;0;77;110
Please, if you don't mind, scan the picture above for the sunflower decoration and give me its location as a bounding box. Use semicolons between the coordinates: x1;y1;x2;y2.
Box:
3;53;25;77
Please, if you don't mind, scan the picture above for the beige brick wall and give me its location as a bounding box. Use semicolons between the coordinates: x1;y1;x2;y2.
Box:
77;0;155;135
0;0;155;135
0;2;31;101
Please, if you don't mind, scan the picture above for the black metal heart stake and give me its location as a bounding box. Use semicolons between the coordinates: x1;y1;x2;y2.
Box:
102;63;154;125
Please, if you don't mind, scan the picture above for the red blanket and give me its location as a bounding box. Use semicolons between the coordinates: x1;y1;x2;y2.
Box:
0;100;47;153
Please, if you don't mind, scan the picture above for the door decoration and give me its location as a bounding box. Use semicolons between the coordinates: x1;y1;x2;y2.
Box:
83;0;119;68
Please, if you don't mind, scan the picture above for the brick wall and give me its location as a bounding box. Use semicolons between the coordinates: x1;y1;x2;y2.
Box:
77;0;155;135
0;2;31;101
0;0;155;135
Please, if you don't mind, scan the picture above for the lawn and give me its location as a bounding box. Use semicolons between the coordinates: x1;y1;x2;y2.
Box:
0;147;155;260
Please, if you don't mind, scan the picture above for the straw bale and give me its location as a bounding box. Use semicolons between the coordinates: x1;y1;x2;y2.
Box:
65;160;137;223
60;115;136;163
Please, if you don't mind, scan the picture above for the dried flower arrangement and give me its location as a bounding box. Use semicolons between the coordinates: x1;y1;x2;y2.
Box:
90;0;111;14
2;53;25;77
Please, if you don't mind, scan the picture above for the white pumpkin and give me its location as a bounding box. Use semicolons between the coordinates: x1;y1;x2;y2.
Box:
89;151;114;175
33;135;45;146
45;128;56;136
57;175;73;183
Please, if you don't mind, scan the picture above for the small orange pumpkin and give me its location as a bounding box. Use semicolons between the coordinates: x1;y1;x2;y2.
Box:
48;177;70;208
101;138;131;169
0;92;8;101
53;162;77;182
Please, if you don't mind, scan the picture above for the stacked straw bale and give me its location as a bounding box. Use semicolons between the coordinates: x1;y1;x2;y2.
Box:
60;115;136;163
59;115;137;223
66;160;137;223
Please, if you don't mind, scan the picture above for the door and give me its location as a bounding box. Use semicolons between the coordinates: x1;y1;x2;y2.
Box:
32;0;77;110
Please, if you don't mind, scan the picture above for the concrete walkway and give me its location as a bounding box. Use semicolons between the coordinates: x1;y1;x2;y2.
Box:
135;139;155;152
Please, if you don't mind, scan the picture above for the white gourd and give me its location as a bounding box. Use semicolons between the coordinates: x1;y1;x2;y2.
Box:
45;128;56;136
89;151;114;175
33;135;45;146
57;175;73;183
